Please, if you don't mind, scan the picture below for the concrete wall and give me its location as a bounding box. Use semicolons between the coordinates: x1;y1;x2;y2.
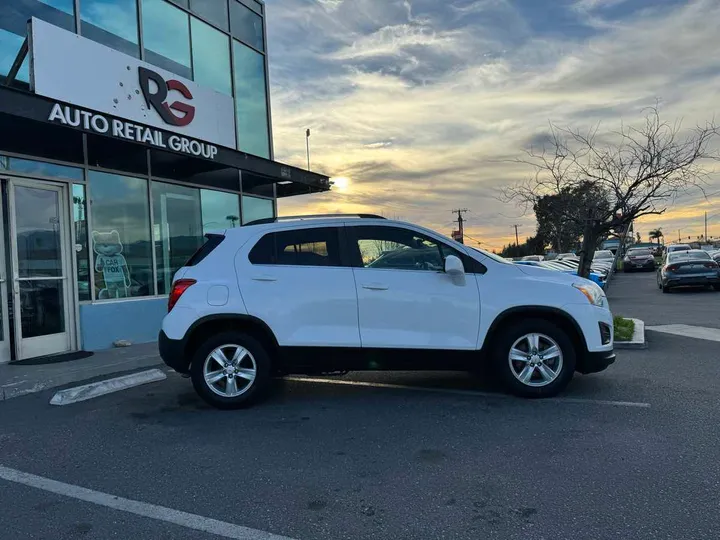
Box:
79;298;167;351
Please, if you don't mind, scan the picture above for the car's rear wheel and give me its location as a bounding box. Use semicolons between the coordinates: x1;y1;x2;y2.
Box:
662;284;670;293
493;319;576;398
190;331;271;409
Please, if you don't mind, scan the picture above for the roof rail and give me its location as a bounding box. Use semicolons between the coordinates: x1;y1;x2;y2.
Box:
243;214;387;226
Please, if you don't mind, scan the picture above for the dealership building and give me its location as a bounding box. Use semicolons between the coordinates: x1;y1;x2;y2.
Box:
0;0;329;363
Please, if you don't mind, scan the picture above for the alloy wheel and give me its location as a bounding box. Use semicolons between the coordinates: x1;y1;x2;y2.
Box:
203;344;257;398
508;333;563;388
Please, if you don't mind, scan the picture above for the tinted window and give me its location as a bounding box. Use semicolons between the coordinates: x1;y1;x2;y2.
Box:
233;40;269;157
249;228;342;267
242;195;273;224
191;17;232;95
142;0;192;79
627;249;652;256
353;226;464;272
189;0;229;30
187;234;224;266
669;251;710;261
0;156;83;180
201;189;240;232
73;184;91;301
230;1;264;50
81;0;140;57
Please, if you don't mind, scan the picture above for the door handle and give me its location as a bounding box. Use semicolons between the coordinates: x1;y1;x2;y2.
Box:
251;275;277;282
362;283;388;291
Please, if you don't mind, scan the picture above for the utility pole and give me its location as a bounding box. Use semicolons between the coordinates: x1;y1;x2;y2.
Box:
305;128;311;170
452;209;468;244
705;211;708;241
513;224;520;246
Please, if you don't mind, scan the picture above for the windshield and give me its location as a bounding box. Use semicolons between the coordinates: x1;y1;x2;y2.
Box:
594;250;614;260
669;250;711;261
627;249;653;256
668;245;691;252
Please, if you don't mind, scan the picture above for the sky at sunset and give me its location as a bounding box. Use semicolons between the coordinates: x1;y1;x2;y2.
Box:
266;0;720;251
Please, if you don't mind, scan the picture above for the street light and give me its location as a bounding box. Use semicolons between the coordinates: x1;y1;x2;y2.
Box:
305;128;310;171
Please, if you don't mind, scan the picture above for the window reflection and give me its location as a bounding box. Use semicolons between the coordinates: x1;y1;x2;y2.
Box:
233;41;270;158
189;0;229;31
0;155;83;180
89;171;152;299
242;195;274;224
153;182;202;295
142;0;191;79
81;0;139;58
73;184;91;301
230;1;264;51
191;17;232;95
201;189;240;233
1;0;74;85
14;186;63;278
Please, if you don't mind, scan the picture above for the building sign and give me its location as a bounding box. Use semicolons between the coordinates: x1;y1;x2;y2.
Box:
30;18;235;148
47;102;218;159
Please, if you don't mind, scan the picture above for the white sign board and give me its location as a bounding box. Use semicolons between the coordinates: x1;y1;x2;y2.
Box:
30;18;236;149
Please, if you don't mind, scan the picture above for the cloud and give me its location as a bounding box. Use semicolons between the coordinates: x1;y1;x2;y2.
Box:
266;0;720;250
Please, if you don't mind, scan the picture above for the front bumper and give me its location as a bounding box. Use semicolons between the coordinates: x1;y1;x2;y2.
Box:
577;349;616;374
625;259;655;270
158;330;190;374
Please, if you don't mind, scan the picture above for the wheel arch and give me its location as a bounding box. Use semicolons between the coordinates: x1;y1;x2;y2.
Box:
483;306;587;357
184;314;280;370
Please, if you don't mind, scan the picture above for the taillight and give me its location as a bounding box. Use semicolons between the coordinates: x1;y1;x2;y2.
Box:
666;264;679;272
704;262;717;268
168;279;196;312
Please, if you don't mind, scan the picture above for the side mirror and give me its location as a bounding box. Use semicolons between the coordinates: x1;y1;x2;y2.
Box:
444;255;465;276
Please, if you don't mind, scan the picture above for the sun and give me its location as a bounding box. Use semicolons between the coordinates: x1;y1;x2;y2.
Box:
330;176;350;192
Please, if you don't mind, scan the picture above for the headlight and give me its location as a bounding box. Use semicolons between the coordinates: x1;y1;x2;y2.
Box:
573;282;605;306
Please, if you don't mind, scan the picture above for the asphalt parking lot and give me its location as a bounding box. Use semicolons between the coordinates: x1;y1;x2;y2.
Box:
1;272;719;540
608;268;720;328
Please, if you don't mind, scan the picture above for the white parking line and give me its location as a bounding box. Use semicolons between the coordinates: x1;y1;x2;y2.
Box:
646;324;720;342
0;465;297;540
50;369;167;406
284;376;651;408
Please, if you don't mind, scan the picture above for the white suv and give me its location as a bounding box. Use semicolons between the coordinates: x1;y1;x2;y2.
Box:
159;215;615;409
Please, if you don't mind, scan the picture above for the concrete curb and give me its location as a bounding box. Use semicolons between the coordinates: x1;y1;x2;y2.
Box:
49;369;167;406
614;318;647;349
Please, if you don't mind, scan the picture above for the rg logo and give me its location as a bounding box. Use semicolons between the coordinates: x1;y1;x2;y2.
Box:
138;67;195;127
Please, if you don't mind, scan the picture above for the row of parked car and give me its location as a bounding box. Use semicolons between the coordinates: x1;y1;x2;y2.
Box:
512;251;615;287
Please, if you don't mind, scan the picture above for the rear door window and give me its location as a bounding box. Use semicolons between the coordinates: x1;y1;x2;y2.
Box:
249;227;343;266
186;234;224;266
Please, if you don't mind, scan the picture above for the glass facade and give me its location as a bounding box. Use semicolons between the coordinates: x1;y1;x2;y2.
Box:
242;195;274;224
233;41;270;158
3;0;272;158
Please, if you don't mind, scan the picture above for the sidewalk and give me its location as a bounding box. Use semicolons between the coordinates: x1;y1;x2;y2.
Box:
0;343;163;401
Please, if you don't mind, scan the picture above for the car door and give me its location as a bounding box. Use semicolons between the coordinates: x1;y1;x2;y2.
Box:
237;225;360;347
347;224;481;349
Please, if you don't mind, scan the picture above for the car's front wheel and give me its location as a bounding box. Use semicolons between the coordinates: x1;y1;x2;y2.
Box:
190;331;271;409
493;319;576;398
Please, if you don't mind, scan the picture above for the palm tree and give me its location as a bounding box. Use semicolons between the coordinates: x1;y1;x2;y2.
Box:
649;228;663;246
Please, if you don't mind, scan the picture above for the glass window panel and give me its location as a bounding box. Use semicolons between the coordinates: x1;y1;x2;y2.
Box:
201;189;240;233
152;182;202;295
190;17;232;95
0;156;83;180
142;0;192;79
233;41;269;158
249;228;341;267
230;1;264;51
14;186;63;278
81;0;140;58
1;1;74;85
20;281;66;338
241;195;273;224
73;184;91;301
168;0;189;7
189;0;229;30
88;171;153;299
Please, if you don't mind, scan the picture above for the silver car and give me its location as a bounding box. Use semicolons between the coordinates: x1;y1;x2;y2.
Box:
657;250;720;293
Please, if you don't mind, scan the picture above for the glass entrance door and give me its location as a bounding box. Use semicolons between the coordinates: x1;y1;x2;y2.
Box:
0;192;9;364
8;179;73;360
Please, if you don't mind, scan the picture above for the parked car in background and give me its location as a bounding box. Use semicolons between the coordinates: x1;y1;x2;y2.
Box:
160;215;616;408
657;249;720;293
712;251;720;264
556;253;576;260
666;244;692;254
623;247;656;272
521;255;545;262
515;260;607;288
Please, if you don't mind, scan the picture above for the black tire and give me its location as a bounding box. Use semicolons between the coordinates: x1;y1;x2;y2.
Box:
662;285;670;293
492;319;576;398
190;331;271;409
713;284;720;292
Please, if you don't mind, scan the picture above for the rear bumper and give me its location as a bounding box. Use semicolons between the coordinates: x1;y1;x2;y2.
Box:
158;330;190;374
577;349;616;374
663;275;720;287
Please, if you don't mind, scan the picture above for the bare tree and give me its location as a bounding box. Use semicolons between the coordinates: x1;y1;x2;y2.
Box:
504;106;719;277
